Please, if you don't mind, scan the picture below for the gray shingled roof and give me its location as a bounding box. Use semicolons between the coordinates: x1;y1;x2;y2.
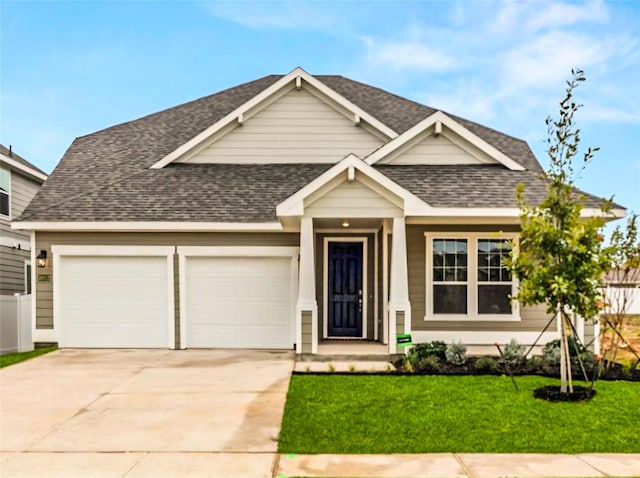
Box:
17;73;614;223
0;144;47;177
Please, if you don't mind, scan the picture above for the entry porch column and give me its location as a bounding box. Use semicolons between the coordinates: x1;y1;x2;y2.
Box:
296;217;318;354
388;217;411;354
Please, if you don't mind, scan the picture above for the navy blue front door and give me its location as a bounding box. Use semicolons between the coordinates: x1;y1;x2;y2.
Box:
328;242;363;337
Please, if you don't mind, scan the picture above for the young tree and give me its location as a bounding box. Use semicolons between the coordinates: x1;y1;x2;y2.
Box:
508;69;614;394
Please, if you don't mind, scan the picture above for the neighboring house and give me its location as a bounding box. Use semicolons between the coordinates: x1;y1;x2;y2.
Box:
12;68;624;353
0;145;48;295
1;145;47;354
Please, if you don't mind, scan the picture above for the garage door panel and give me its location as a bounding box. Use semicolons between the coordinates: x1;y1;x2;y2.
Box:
184;255;294;349
59;256;170;348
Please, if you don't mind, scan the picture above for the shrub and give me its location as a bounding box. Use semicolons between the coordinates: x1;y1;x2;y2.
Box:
416;355;441;373
445;341;467;365
474;356;498;372
542;337;597;377
526;355;546;373
410;341;447;362
499;339;526;367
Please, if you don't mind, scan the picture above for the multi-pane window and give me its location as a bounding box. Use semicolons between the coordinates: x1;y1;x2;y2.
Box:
477;239;512;315
0;166;9;217
432;239;468;314
427;234;517;320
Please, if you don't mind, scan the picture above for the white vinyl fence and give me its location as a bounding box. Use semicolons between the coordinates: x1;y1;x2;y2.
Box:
0;294;33;355
604;285;640;315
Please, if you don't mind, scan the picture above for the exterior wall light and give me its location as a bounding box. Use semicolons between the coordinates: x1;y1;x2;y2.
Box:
36;250;47;268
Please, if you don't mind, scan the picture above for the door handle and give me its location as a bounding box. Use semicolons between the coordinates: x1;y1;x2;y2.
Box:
358;289;363;313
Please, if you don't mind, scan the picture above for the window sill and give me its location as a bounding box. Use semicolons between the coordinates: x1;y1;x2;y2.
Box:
424;315;521;322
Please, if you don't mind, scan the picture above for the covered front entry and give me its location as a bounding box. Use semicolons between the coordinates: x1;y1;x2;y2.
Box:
326;241;364;337
280;156;414;355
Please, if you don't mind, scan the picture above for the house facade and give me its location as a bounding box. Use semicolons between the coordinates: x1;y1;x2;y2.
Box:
13;68;622;353
1;145;48;296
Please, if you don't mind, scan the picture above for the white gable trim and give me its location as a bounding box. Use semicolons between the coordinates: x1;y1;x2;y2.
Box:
149;67;398;169
0;152;48;182
276;154;430;217
365;111;526;171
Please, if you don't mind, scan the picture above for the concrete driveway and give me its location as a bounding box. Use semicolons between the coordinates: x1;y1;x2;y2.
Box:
0;349;294;477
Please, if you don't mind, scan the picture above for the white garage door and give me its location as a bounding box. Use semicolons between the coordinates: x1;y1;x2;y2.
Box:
183;255;295;349
57;255;171;348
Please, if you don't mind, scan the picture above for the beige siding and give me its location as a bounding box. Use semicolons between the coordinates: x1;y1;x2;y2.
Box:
305;180;401;218
383;131;496;166
0;246;29;295
34;231;299;329
396;311;405;336
183;88;384;164
405;224;552;332
301;311;312;353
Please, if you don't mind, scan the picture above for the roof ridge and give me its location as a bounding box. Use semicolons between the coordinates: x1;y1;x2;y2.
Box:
17;166;153;222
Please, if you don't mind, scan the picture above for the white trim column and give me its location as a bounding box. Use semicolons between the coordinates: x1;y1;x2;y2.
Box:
296;217;318;354
388;217;411;354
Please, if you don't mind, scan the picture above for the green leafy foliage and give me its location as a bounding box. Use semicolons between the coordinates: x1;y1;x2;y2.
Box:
506;69;613;321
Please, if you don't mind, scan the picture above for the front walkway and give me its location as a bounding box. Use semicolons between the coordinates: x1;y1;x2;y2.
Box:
277;453;640;477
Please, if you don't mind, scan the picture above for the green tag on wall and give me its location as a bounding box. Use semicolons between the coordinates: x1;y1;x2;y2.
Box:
396;334;412;347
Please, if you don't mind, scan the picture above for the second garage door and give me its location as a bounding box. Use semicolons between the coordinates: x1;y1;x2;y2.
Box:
182;253;296;349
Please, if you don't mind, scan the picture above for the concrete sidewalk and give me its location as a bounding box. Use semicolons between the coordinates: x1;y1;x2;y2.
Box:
3;452;637;477
276;453;640;477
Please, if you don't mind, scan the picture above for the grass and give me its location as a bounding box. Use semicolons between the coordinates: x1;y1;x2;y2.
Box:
0;346;57;368
278;374;640;454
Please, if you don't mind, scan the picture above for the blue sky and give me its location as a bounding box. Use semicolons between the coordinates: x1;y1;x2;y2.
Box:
1;0;639;221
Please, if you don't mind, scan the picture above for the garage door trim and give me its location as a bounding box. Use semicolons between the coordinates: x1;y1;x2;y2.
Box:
177;246;299;350
52;245;176;348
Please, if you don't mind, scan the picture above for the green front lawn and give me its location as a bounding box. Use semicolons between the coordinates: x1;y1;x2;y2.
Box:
279;374;640;454
0;346;57;368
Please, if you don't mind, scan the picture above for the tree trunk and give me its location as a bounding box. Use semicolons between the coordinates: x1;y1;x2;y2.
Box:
562;312;574;393
559;307;567;393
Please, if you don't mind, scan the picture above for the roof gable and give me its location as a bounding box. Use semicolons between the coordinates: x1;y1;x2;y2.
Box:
0;145;48;182
365;111;525;171
276;154;429;218
175;86;385;164
150;67;397;169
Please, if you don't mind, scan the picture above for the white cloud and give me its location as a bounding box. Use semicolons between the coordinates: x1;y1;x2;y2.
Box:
489;0;608;35
364;38;458;72
525;0;608;32
500;31;611;89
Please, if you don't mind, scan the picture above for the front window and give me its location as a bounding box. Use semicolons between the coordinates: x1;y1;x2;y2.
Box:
426;234;518;320
0;166;9;217
432;239;467;314
477;239;512;315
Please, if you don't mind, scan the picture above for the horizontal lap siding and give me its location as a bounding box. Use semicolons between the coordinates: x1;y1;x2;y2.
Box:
35;232;299;329
305;180;402;218
1;173;40;294
0;246;29;295
406;224;551;332
385;130;495;165
187;88;383;164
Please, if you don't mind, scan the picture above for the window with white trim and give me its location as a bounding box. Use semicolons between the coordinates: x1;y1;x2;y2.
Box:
426;233;519;321
0;166;10;217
